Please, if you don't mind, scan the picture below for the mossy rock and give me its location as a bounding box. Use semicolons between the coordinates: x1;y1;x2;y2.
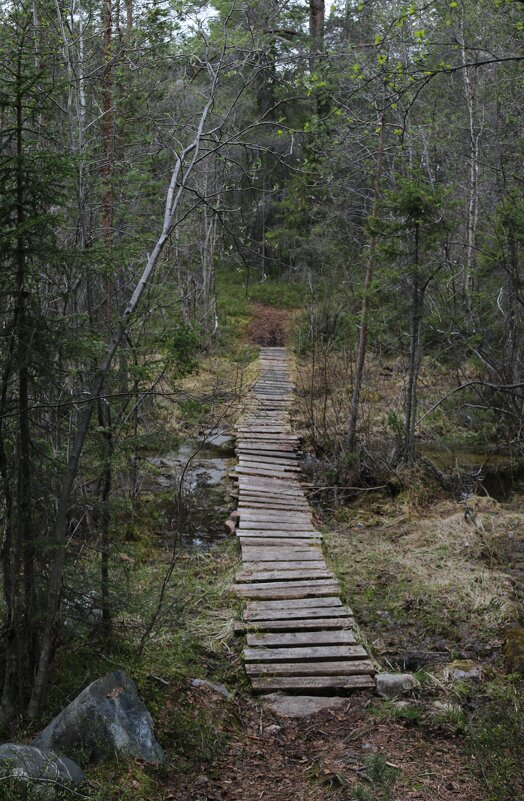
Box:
504;624;524;675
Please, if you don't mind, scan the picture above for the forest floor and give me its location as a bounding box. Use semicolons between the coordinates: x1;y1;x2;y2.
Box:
86;338;523;801
163;683;485;801
141;490;522;801
22;291;523;801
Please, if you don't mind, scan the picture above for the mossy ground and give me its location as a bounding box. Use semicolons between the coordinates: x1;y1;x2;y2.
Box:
319;492;524;801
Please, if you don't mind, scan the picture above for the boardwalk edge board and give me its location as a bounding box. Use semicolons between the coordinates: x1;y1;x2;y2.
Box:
231;347;376;696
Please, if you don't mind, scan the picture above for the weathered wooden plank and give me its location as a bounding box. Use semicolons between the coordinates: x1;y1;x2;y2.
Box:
236;432;299;438
237;450;297;459
247;630;356;647
237;458;299;467
238;494;307;502
234;465;302;476
239;503;310;513
240;498;308;510
245;596;342;612
234;584;339;600
238;461;300;472
241;555;323;565
251;675;376;692
238;537;322;547
238;520;314;530
241;485;306;499
244;645;368;662
236;435;298;442
239;510;311;520
238;460;297;467
237;478;303;490
236;568;334;582
241;549;323;562
237;530;321;538
238;495;307;504
237;454;297;464
239;521;313;531
238;493;306;502
237;482;309;494
237;617;355;632
237;522;318;530
238;491;311;506
237;442;295;451
238;439;290;448
238;424;290;429
245;605;352;621
242;560;326;571
245;660;374;676
235;578;337;591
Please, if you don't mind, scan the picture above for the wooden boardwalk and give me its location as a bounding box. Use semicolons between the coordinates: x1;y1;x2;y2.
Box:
231;347;375;694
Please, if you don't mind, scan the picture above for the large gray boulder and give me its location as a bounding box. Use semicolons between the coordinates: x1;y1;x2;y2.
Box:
0;743;84;800
32;671;164;766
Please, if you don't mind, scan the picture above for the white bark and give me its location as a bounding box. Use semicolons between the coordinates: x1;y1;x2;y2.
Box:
29;57;223;717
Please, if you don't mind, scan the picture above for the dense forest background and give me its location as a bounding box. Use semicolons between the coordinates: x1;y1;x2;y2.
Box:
0;0;523;797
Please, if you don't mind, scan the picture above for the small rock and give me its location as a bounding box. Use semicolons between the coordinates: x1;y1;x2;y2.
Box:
264;724;282;735
393;701;412;710
261;694;347;718
443;660;483;682
376;673;419;698
190;679;231;698
431;701;463;716
0;744;84;800
32;670;164;766
195;775;209;786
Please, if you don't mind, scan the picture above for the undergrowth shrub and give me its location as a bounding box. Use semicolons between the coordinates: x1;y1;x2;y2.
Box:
467;679;524;801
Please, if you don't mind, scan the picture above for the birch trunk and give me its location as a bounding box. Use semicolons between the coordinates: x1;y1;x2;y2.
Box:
347;112;386;451
28;67;221;716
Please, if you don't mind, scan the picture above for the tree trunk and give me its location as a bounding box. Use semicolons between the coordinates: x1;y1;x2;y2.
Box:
28;71;221;716
102;0;113;319
97;400;113;637
347;112;386;451
309;0;325;56
2;67;36;721
404;224;423;466
460;18;479;320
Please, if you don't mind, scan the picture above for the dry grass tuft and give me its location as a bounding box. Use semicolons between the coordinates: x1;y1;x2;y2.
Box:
326;495;523;657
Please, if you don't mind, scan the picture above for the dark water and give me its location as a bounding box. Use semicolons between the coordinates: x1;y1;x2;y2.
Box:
421;446;524;502
146;429;236;549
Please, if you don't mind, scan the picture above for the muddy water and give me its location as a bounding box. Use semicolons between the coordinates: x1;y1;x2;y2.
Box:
146;429;236;549
421;445;524;501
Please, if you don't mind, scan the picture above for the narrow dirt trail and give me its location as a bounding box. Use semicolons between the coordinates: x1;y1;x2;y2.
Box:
169;688;484;801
